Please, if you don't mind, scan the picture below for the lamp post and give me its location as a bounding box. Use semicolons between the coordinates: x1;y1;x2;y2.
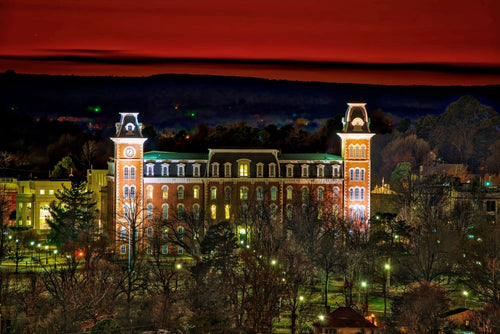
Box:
53;249;58;269
383;263;390;318
361;281;368;315
463;290;469;308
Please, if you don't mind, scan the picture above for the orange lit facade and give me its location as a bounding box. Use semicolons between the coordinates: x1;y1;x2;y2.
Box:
108;104;374;254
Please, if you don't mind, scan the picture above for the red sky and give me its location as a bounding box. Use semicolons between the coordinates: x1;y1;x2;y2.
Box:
1;0;499;85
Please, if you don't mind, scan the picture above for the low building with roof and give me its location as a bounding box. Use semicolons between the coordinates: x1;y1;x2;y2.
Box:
313;307;378;334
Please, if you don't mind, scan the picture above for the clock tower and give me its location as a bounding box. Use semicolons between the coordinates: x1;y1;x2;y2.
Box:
338;103;375;224
111;113;147;244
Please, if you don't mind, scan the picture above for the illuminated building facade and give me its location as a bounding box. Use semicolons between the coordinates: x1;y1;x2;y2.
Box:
108;104;374;254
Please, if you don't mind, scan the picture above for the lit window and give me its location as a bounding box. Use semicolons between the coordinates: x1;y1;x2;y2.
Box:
225;204;230;219
130;166;136;179
211;187;217;200
361;145;366;158
178;246;183;254
162;245;168;254
271;187;277;200
147;204;153;219
355;168;360;180
193;186;200;199
177;163;185;177
286;165;294;178
177;226;184;240
178;186;184;199
350;169;354;180
162;204;168;219
161;164;169;176
40;189;45;195
350;188;354;200
301;165;309;178
147;185;153;199
120;245;126;254
287;186;293;200
212;163;219;177
211;204;217;220
256;163;264;177
257;187;263;200
120;227;127;240
225;163;232;177
124;167;129;179
48;190;54;195
162;186;168;199
240;187;248;200
239;162;249;177
269;163;276;178
355;188;360;200
361;188;365;200
147;245;152;254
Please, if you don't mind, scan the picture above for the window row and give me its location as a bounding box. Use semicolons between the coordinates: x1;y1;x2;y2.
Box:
119;244;184;255
211;161;277;178
123;166;136;179
145;185;200;200
286;186;340;200
349;187;365;200
145;163;201;177
285;164;341;178
349;168;365;181
348;144;367;159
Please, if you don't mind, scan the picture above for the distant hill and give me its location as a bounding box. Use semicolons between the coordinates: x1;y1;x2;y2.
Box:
1;72;499;131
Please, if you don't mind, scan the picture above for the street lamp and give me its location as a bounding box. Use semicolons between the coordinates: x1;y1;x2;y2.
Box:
463;290;469;308
361;281;368;315
53;249;58;269
44;245;49;264
383;263;390;318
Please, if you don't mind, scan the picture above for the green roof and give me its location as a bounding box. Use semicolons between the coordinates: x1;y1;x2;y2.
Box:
144;151;208;160
279;153;343;161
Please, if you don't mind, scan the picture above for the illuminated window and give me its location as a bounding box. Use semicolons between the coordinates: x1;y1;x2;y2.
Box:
193;163;201;177
238;160;250;177
124;167;129;179
257;187;263;200
348;144;354;158
178;186;184;199
211;204;217;220
162;245;168;254
130;186;136;199
193;186;200;199
162;204;168;219
333;187;340;198
317;206;323;219
212;163;219;177
256;163;264;177
287;186;293;199
147;204;153;219
49;189;54;195
355;168;360;180
361;145;366;158
161;164;169;176
350;188;354;200
40;189;45;195
147;185;154;199
177;226;184;240
269;163;276;177
361;188;365;200
130;166;136;179
301;165;309;178
317;165;324;178
120;245;126;254
162;186;168;199
177;163;185;177
224;163;232;177
225;204;230;219
318;187;324;200
271;187;277;200
178;246;183;254
240;187;248;200
211;187;217;200
350;169;354;180
286;164;294;178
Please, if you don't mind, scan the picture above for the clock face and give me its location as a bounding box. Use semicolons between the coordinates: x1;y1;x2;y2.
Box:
352;117;364;126
124;146;136;158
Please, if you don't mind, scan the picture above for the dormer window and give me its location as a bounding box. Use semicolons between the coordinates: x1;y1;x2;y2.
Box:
224;163;232;177
301;164;309;178
212;163;219;177
193;163;201;177
177;163;185;177
317;164;324;178
238;159;250;177
286;164;294;178
161;164;169;176
269;163;276;178
146;164;154;176
256;163;264;177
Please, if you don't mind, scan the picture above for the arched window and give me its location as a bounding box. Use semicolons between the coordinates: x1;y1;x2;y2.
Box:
161;164;169;176
193;186;200;199
361;188;365;200
130;186;136;199
257;187;263;200
286;204;293;220
271;187;277;200
240;187;248;200
302;187;308;201
147;226;153;238
147;185;154;199
349;144;354;158
211;204;217;220
355;145;360;158
361;169;365;181
211;187;217;200
124;186;129;199
178;204;184;219
225;204;230;219
193;204;200;220
354;188;360;200
318;187;324;200
178;186;184;199
355;168;360;180
124;167;129;179
225;187;231;202
287;186;293;200
162;204;168;220
349;188;354;200
130;166;136;179
162;186;168;199
361;145;366;158
177;226;184;240
333;187;340;198
120;226;127;240
350;169;354;180
147;203;153;219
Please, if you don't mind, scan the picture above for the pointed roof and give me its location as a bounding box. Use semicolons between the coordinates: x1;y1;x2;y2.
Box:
321;307;377;328
342;103;371;133
114;113;143;138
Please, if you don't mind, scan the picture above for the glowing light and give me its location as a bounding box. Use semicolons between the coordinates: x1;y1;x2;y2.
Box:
176;263;182;269
319;315;325;321
271;259;277;266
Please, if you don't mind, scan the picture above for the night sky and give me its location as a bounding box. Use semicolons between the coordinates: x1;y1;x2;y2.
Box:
1;0;499;85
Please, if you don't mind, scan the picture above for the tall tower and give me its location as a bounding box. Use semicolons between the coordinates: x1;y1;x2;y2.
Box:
111;113;147;245
338;103;375;223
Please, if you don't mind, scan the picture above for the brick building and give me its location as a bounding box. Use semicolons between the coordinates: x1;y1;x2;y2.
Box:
107;103;374;254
